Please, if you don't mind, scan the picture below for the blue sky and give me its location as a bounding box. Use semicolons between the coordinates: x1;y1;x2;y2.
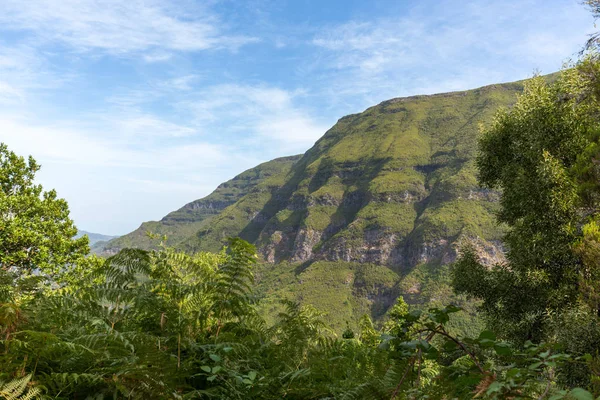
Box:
0;0;594;235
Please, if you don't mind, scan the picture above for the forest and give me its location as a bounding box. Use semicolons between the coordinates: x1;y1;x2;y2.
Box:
5;2;600;400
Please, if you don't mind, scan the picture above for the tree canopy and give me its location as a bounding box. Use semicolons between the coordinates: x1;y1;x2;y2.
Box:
0;143;88;276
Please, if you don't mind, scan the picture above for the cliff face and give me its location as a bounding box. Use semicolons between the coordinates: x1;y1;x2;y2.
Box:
181;82;524;271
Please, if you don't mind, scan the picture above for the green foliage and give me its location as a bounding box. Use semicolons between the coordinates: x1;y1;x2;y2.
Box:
5;223;586;399
0;142;88;280
452;53;600;391
453;67;600;341
0;189;588;400
0;375;41;400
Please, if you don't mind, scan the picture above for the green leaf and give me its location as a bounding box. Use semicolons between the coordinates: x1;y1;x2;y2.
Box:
248;371;257;381
209;353;221;362
528;362;543;370
201;366;211;373
486;381;502;394
548;392;568;400
494;342;512;356
415;340;431;351
567;388;593;400
443;340;459;351
539;350;550;358
478;330;497;341
425;346;440;359
211;366;222;374
444;304;462;313
405;310;422;322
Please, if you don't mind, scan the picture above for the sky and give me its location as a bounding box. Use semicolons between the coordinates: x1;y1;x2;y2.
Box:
0;0;595;235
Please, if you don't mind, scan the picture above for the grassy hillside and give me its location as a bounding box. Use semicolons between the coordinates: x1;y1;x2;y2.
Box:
169;80;525;329
184;81;523;267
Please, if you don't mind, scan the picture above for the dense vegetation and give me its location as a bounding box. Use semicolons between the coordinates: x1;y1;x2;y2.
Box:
2;59;600;397
7;3;600;397
0;195;593;399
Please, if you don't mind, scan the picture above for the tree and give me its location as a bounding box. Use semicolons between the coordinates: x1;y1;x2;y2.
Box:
585;0;600;51
0;143;88;280
453;66;600;341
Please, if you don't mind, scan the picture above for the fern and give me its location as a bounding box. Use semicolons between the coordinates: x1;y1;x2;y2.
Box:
0;375;41;400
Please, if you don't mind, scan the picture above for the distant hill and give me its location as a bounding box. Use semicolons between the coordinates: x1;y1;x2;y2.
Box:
76;230;119;247
95;78;535;331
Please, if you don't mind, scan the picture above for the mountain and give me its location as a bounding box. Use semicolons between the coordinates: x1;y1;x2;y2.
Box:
180;81;523;264
76;230;119;246
98;79;528;331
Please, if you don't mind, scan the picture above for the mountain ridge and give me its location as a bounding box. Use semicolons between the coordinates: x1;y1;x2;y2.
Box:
76;230;119;246
176;79;523;267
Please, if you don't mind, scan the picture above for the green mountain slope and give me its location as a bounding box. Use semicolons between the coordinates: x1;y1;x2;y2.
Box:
184;82;522;267
95;155;301;254
173;80;525;331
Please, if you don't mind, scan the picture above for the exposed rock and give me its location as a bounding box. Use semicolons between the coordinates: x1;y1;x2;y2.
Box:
262;230;291;263
291;228;323;262
307;193;341;207
464;189;500;202
423;240;449;263
317;229;403;266
466;237;506;266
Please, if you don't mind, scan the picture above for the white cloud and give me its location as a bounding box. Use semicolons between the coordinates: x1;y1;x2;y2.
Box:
0;44;67;105
0;114;220;169
309;0;593;107
184;84;329;151
0;0;258;55
143;52;173;63
114;115;198;139
158;75;202;92
0;113;246;234
0;82;25;104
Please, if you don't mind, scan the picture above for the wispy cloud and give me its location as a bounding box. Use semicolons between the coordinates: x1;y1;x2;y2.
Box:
0;114;216;169
0;0;258;55
310;0;593;108
183;84;329;151
0;111;244;234
0;43;68;105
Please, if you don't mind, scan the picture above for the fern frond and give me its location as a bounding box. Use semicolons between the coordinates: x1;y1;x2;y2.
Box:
0;375;41;400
